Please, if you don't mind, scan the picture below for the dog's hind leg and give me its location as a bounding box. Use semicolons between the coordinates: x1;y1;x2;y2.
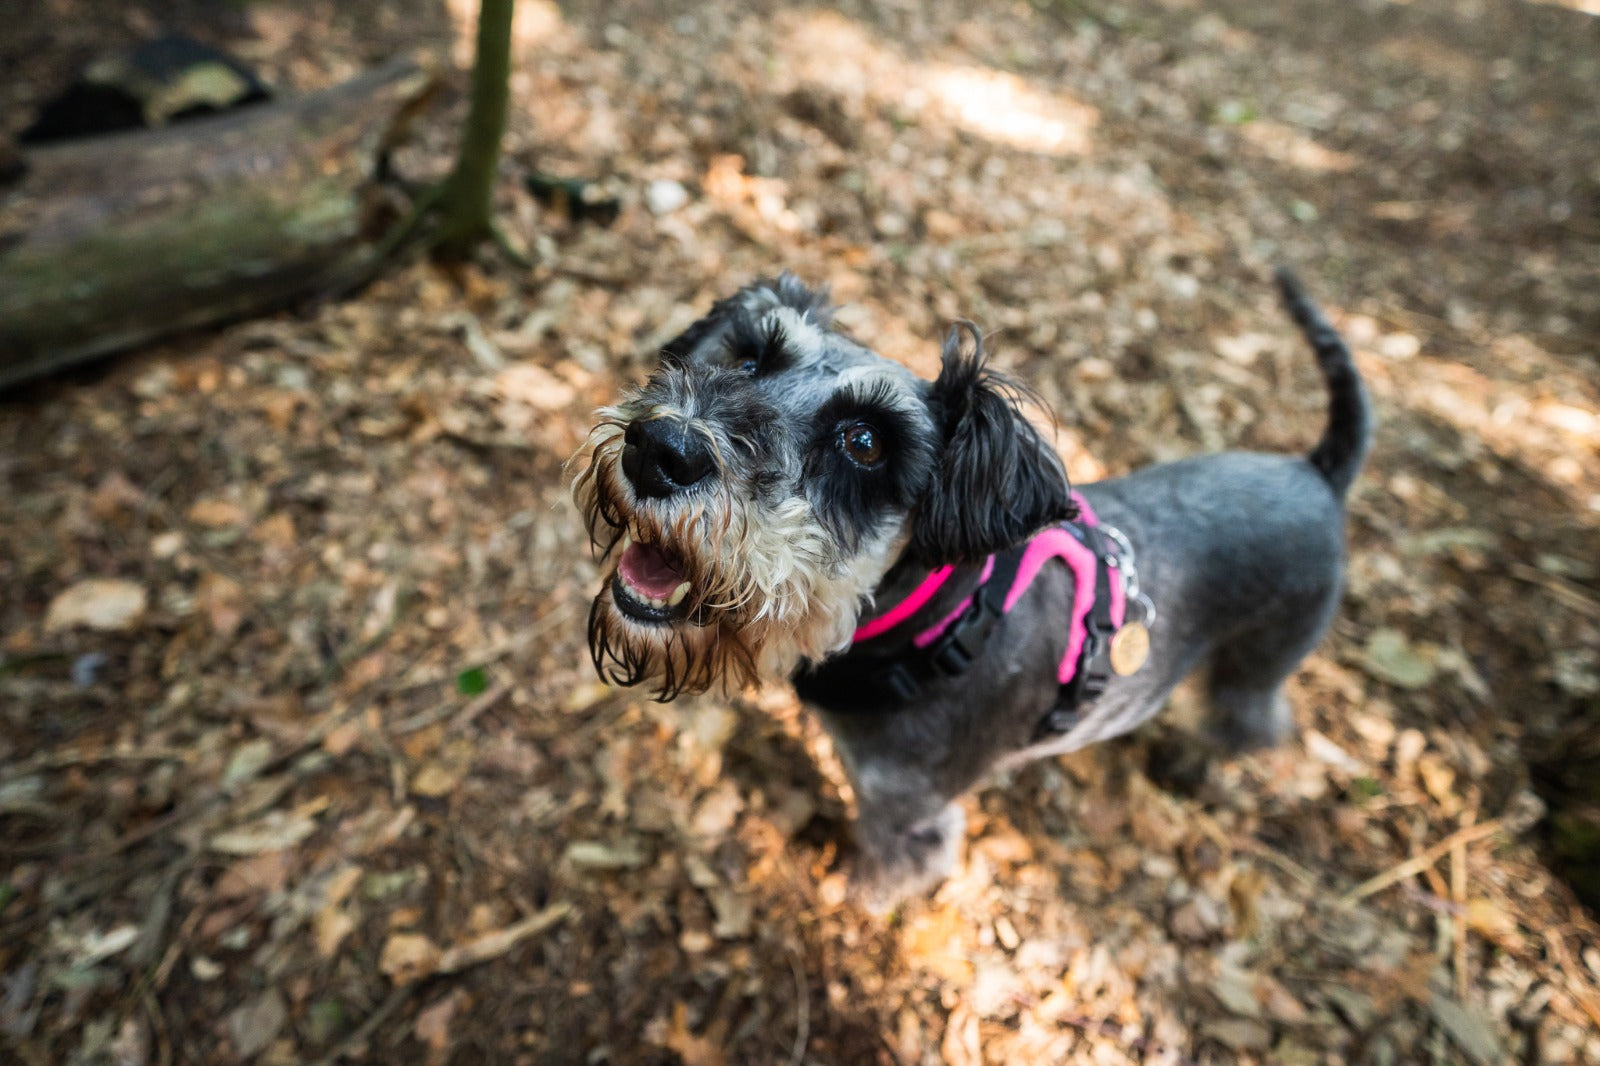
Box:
1202;597;1336;753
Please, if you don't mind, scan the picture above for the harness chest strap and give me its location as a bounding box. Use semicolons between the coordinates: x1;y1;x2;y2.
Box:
793;494;1150;735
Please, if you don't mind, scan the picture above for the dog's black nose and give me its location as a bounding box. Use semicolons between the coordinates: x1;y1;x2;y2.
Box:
621;418;716;498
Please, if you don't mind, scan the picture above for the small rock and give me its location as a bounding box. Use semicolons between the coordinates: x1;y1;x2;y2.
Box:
645;179;689;215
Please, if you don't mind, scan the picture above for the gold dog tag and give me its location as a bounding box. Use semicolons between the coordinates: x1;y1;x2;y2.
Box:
1109;621;1150;675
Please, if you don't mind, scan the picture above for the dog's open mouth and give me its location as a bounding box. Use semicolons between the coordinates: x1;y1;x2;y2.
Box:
611;534;693;624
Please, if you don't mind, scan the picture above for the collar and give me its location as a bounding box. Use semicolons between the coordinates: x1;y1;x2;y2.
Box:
793;493;1153;739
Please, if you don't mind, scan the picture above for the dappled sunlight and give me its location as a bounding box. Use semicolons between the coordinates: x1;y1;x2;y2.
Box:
918;66;1098;157
1358;333;1600;508
446;0;568;66
780;10;1098;158
1527;0;1600;14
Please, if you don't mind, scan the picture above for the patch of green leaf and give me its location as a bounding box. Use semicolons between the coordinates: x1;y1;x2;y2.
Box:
456;666;488;695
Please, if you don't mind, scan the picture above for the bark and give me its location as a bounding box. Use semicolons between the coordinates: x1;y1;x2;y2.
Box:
433;0;516;259
0;52;437;390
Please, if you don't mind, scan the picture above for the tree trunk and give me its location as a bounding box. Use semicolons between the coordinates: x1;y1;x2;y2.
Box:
0;52;437;390
433;0;516;260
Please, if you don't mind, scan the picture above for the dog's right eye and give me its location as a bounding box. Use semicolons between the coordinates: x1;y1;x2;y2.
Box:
735;356;759;375
839;421;884;467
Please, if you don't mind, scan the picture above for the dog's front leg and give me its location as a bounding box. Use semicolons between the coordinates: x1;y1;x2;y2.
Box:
845;762;968;912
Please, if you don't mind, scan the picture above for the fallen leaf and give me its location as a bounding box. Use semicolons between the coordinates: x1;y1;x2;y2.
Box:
1428;992;1502;1065
44;579;147;633
196;572;246;637
314;867;365;959
187;497;248;529
564;840;648;870
380;932;442;984
215;851;294;900
1357;628;1437;689
1203;1017;1272;1051
210;802;325;855
221;738;275;790
662;1001;726;1066
226;990;286;1059
410;761;467;799
415;990;465;1052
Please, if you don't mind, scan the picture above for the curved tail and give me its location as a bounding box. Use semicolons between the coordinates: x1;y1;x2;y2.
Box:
1275;267;1372;497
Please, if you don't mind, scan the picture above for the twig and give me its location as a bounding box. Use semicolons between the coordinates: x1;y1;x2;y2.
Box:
786;947;810;1066
1060;1015;1199;1066
436;901;573;973
309;985;414;1066
1234;836;1319;886
1340;818;1505;904
389;678;511;737
1507;562;1600;621
1451;816;1471;1001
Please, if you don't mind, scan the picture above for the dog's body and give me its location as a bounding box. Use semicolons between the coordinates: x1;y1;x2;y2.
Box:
574;271;1370;905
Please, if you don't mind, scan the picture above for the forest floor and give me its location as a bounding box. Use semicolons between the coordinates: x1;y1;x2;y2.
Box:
3;0;1599;1063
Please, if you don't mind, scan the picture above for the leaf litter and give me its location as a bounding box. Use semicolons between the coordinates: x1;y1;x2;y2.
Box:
2;0;1599;1063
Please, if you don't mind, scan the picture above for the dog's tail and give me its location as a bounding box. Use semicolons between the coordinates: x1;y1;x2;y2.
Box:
1276;267;1372;497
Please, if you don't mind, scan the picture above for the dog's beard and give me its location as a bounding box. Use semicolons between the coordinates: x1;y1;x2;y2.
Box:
571;413;887;700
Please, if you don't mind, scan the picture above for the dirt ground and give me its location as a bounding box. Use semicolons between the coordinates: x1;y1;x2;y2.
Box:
3;0;1599;1063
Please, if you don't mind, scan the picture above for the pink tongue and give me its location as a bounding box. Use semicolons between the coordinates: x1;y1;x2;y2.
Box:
619;542;687;599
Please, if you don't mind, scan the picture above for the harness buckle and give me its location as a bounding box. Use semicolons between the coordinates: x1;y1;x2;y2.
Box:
929;587;994;678
884;661;919;703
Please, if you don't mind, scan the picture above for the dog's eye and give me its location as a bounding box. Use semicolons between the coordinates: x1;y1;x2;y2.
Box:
839;422;884;467
736;356;759;376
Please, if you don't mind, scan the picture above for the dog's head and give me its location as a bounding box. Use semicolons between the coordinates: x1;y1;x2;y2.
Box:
572;275;1074;699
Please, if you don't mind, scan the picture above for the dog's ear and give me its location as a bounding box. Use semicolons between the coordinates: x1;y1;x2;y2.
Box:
907;324;1076;564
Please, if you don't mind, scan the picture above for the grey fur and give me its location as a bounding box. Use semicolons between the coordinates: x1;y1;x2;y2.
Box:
574;270;1371;908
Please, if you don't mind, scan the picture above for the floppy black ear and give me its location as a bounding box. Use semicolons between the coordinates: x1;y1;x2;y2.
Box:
907;324;1076;564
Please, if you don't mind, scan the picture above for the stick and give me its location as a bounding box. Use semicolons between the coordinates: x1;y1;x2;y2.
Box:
1340;818;1504;904
786;947;810;1066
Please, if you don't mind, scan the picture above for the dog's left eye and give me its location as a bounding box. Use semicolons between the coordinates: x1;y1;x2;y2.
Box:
839;422;884;467
735;357;759;375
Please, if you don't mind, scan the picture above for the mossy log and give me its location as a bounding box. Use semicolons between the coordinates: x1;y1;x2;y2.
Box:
0;52;437;390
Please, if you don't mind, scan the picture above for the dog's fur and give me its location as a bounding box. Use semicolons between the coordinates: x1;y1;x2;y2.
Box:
573;270;1370;905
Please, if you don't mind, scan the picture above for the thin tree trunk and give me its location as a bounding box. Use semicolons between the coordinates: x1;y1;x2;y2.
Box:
434;0;516;259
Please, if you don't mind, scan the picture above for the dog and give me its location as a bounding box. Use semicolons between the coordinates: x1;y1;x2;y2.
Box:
572;269;1370;906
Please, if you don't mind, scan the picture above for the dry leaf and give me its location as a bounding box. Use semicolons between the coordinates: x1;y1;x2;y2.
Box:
44;579;148;632
565;840;648;870
661;1002;726;1066
226;990;286;1059
187;497;248;529
380;932;442;984
196;572;246;637
410;761;467;799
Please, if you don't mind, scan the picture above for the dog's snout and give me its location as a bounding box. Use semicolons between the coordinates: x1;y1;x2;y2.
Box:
621;418;715;498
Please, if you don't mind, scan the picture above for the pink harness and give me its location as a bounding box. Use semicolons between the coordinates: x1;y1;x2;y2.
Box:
852;493;1126;687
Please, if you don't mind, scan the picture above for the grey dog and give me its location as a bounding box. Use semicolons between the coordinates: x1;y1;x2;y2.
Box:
573;270;1370;906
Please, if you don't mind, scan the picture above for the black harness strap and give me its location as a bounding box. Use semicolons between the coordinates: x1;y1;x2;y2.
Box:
795;523;1128;744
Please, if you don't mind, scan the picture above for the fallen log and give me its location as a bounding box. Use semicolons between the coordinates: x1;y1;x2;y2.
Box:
0;52;438;390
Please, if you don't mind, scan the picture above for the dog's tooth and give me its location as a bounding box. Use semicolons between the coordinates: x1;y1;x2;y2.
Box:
666;581;691;607
620;531;632;553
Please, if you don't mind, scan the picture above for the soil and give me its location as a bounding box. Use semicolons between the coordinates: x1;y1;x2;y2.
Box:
3;0;1599;1064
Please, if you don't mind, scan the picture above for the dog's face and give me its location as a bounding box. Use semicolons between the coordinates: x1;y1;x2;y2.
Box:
572;275;1075;699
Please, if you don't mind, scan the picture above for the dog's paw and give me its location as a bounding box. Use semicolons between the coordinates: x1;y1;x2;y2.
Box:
847;802;965;915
